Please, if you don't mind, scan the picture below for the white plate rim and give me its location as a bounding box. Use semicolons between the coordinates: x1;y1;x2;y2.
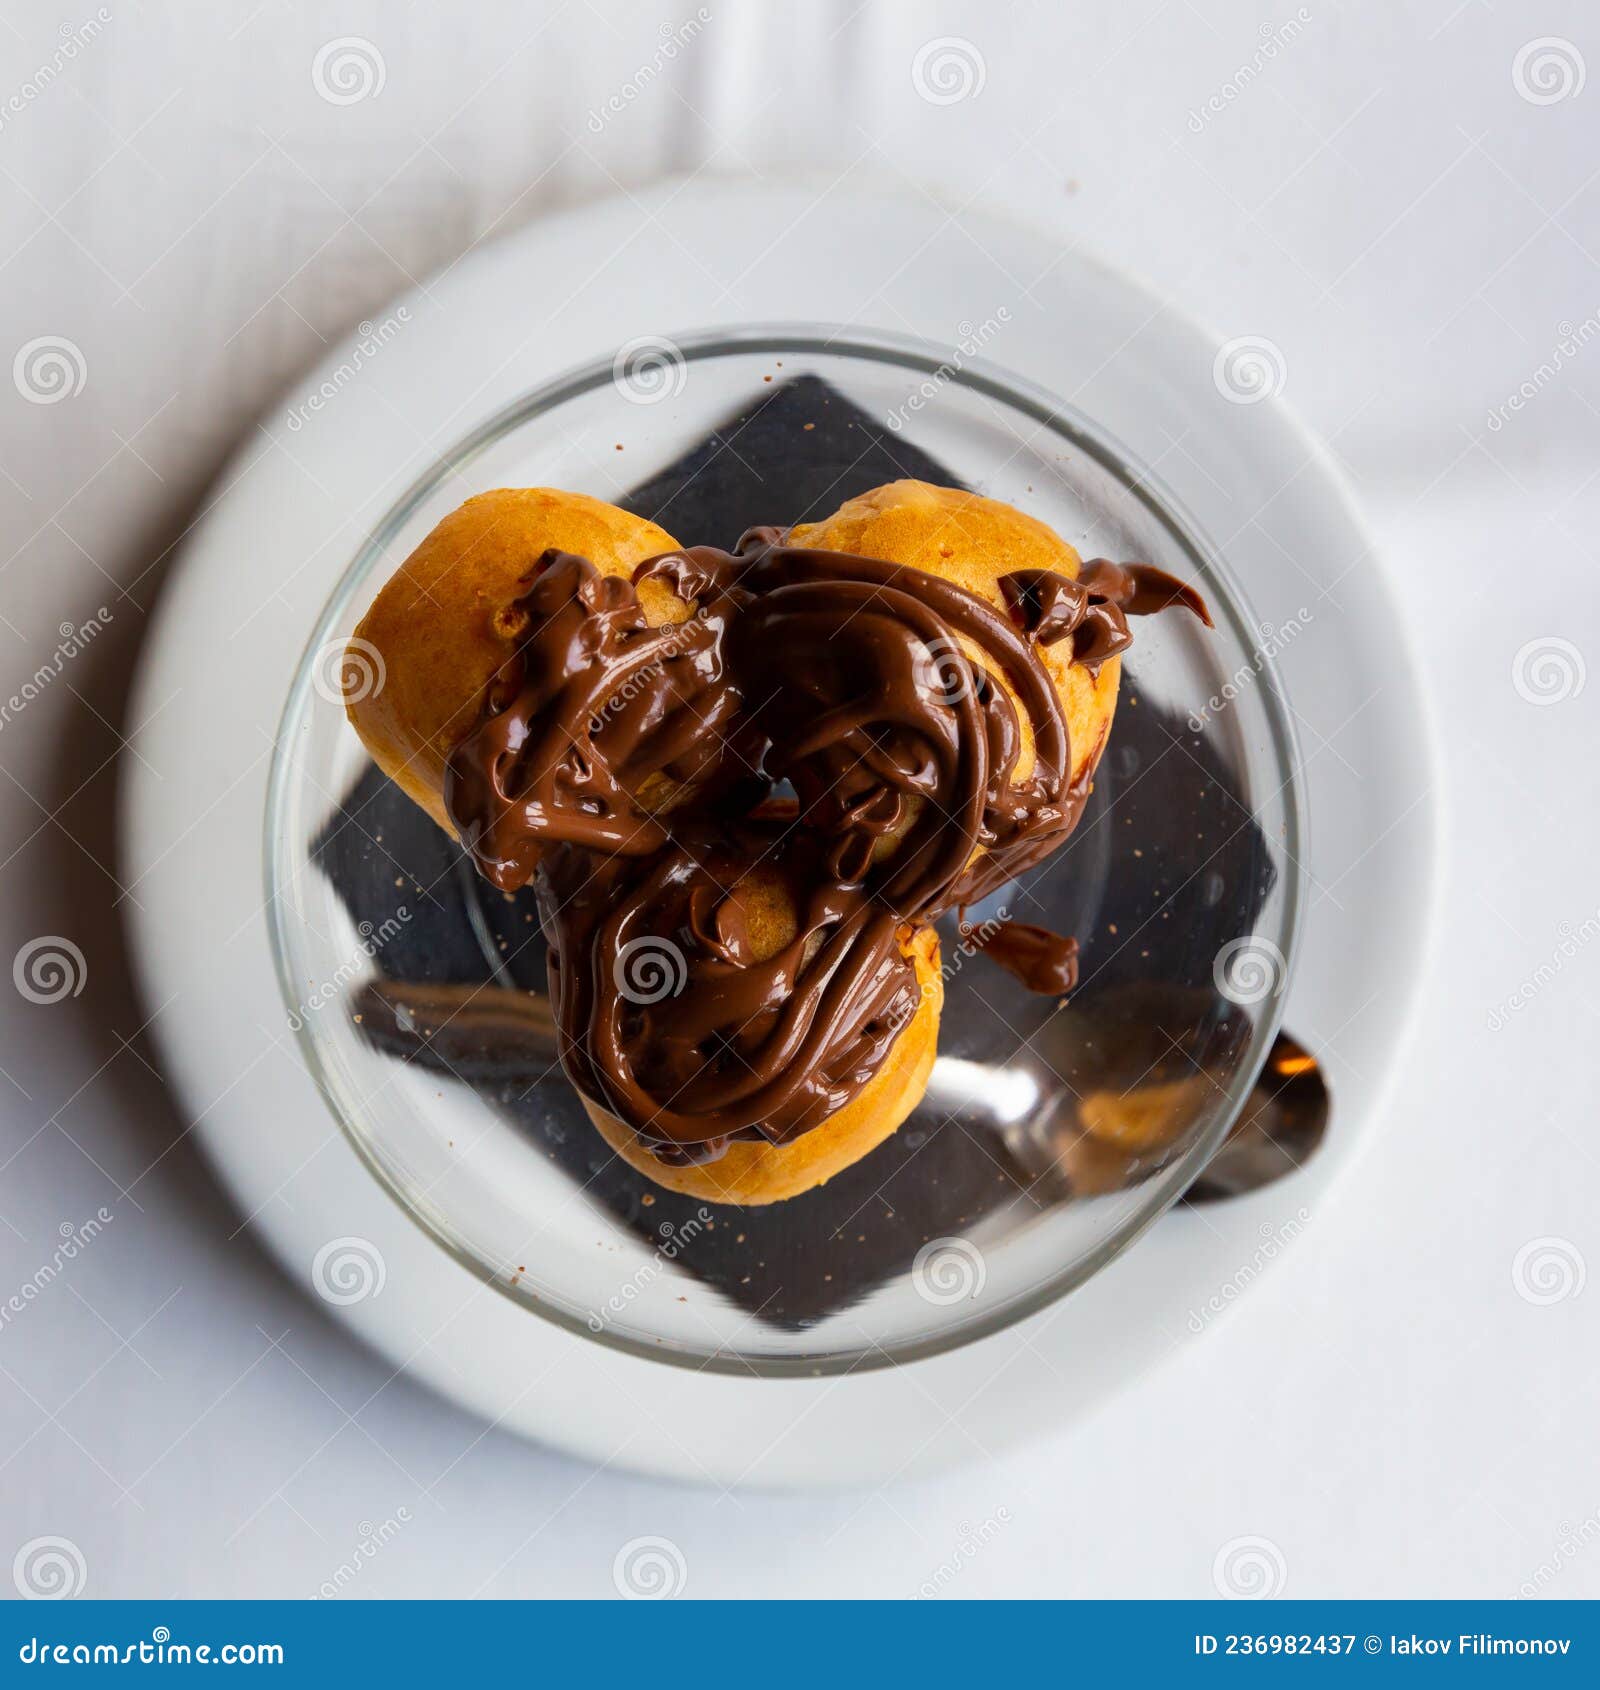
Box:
120;178;1438;1486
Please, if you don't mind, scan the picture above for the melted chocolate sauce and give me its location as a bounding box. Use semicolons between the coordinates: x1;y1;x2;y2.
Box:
969;919;1081;997
1001;558;1212;674
444;526;1207;1160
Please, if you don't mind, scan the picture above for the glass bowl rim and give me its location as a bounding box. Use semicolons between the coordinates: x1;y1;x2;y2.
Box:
264;322;1309;1378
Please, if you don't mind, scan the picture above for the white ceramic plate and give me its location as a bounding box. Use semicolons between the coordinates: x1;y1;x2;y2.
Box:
121;180;1435;1486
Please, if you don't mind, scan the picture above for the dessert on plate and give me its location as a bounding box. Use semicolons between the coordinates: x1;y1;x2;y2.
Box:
345;479;1208;1204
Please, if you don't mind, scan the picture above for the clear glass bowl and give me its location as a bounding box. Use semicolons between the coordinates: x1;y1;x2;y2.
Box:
266;327;1305;1376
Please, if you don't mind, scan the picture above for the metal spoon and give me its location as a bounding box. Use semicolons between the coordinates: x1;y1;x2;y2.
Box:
1182;1028;1329;1203
355;979;1328;1203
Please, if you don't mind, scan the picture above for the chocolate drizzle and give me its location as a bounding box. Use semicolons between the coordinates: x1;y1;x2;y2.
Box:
536;823;917;1164
444;526;1207;1161
1001;558;1213;674
968;919;1082;997
442;552;754;889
